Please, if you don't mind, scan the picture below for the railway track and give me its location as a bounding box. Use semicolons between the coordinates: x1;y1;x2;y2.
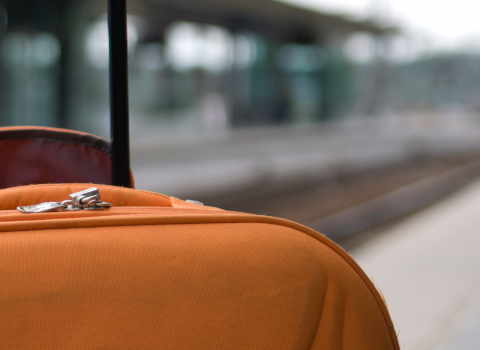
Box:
206;154;480;247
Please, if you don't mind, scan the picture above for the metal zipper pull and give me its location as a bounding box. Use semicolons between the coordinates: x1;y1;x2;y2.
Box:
70;188;102;208
17;188;113;214
18;202;68;214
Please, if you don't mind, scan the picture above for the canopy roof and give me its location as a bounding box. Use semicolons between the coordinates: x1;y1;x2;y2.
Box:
4;0;394;42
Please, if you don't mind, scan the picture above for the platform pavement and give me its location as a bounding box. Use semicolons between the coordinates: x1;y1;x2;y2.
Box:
130;121;480;200
351;179;480;350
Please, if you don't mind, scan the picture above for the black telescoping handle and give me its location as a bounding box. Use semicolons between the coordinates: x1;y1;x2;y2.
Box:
108;0;131;187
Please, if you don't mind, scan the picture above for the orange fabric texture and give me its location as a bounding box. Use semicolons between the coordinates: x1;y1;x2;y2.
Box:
0;184;172;210
0;127;134;189
0;184;221;211
0;184;399;349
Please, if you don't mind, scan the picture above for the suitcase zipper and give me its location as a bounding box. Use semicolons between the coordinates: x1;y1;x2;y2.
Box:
17;187;113;214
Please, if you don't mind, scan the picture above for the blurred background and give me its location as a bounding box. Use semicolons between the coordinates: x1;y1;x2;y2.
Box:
2;0;480;349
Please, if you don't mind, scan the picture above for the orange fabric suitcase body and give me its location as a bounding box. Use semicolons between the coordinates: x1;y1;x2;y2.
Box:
0;184;399;349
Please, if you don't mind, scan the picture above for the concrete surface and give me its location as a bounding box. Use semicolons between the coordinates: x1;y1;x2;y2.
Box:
351;179;480;350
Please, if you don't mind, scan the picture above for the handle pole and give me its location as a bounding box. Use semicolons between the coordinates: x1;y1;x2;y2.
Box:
108;0;131;187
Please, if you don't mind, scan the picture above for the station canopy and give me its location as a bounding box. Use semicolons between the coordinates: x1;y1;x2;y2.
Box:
3;0;394;42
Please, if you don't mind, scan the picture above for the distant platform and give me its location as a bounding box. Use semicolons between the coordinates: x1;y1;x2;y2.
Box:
131;119;480;201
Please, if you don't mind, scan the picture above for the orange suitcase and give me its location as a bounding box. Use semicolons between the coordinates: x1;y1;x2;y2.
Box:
0;183;399;349
0;0;399;348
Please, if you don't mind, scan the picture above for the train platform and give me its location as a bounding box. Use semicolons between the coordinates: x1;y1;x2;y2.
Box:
351;179;480;350
130;117;480;200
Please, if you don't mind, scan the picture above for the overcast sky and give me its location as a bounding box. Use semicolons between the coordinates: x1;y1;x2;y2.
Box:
279;0;480;49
